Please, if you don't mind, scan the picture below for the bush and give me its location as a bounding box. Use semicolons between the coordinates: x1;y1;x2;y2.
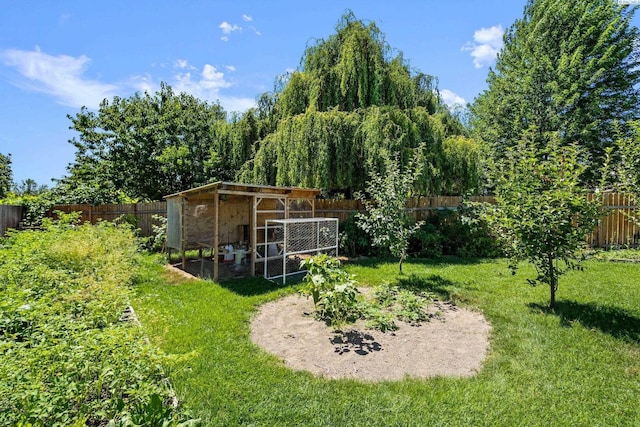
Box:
338;213;376;257
0;219;193;425
408;207;503;259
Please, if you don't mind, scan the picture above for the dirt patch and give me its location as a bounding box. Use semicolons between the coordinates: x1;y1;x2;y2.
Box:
250;293;491;381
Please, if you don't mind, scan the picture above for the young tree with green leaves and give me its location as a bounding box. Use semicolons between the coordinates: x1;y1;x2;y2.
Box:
356;149;424;274
472;0;640;187
0;153;12;199
485;131;601;309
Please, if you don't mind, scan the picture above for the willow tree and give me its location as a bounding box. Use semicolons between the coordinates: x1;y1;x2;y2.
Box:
472;0;640;186
241;11;477;196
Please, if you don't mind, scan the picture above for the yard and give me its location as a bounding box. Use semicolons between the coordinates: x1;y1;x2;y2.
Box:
133;255;640;426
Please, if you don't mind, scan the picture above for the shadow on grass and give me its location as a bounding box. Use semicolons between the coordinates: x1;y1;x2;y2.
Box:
528;300;640;344
216;276;292;297
347;255;494;269
396;273;456;301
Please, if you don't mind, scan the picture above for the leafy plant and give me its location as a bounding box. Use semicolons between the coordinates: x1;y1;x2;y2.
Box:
299;254;352;307
395;290;430;323
299;255;361;328
483;133;602;309
0;218;191;425
356;150;424;273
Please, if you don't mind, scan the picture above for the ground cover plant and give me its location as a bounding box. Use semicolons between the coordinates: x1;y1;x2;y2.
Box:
133;256;640;426
0;215;194;426
298;254;432;332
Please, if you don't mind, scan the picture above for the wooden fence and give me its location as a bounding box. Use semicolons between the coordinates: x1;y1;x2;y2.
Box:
0;205;23;236
47;193;640;248
49;202;166;237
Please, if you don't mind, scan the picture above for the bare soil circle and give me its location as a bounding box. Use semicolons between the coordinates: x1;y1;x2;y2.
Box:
250;292;491;382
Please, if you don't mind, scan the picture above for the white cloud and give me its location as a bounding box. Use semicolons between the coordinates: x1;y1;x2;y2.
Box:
219;21;241;41
1;47;118;108
462;24;504;68
219;21;241;34
131;63;255;112
1;46;255;113
440;89;466;108
242;14;252;22
174;59;196;70
225;65;236;72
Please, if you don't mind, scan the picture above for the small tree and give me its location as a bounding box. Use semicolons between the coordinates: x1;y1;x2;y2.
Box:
485;131;601;309
356;152;423;274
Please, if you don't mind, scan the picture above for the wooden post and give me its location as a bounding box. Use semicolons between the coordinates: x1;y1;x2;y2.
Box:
249;196;256;277
213;190;220;282
181;197;187;269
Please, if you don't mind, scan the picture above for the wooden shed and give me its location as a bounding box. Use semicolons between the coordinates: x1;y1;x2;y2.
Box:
165;181;322;281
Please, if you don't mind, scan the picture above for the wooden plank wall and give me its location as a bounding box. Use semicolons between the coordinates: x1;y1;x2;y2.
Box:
49;202;166;237
0;205;23;236
47;194;640;248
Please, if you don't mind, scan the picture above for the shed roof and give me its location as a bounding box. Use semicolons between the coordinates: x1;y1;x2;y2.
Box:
164;181;321;199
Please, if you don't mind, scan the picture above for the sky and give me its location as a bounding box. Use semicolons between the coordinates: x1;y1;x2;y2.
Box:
0;1;637;187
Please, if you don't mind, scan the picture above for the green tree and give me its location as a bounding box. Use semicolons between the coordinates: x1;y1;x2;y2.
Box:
13;178;48;196
472;0;640;186
485;131;601;309
0;153;11;198
65;83;228;201
241;12;477;196
356;150;424;274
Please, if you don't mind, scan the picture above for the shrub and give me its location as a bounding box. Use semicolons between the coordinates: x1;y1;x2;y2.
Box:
0;219;193;425
408;207;503;259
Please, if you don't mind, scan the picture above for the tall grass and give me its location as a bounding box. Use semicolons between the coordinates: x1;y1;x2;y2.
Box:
133;257;640;426
0;219;189;426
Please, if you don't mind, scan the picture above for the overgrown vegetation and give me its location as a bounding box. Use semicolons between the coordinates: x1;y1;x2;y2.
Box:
0;215;195;425
340;206;501;259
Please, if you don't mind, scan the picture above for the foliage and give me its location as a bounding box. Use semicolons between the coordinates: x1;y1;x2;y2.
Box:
148;214;168;252
0;219;193;425
356;152;424;273
240;12;480;196
299;255;432;330
64;83;229;201
338;212;376;257
0;153;12;198
409;205;503;259
482;133;601;309
0;192;54;227
12;178;48;196
299;254;361;327
471;0;640;187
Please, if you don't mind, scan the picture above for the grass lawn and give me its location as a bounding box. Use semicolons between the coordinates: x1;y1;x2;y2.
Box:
132;256;640;426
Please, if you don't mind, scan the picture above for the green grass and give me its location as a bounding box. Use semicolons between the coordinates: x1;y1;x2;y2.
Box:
132;256;640;426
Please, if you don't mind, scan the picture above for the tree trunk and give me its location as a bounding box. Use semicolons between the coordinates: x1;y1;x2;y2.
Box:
548;252;556;310
399;252;405;275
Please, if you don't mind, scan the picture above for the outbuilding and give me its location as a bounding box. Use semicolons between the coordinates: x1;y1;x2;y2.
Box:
165;182;337;282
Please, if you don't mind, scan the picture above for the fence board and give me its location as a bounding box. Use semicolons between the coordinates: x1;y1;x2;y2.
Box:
0;205;23;236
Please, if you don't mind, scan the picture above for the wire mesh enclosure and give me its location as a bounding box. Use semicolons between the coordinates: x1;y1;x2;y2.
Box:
264;217;339;283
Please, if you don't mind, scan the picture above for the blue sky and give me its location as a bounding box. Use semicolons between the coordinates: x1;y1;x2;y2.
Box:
0;1;636;187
